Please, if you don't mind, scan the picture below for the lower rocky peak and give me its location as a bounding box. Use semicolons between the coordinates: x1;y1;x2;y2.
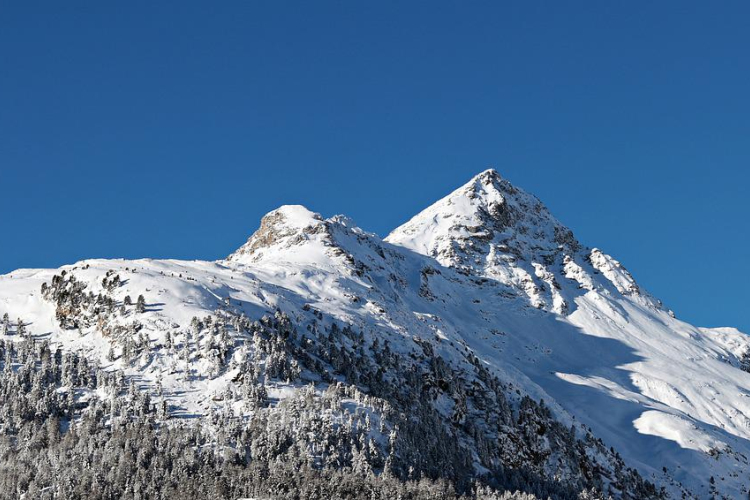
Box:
227;205;331;264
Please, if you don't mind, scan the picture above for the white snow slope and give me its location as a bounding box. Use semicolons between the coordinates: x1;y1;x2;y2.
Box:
2;169;749;497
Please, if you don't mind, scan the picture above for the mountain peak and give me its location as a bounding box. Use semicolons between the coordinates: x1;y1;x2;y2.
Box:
251;204;327;239
385;170;659;314
227;205;327;264
386;169;578;264
474;167;501;181
226;205;382;275
386;170;587;311
460;168;508;201
268;204;324;228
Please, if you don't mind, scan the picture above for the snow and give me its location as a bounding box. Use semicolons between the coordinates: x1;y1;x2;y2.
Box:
634;411;724;453
1;169;749;497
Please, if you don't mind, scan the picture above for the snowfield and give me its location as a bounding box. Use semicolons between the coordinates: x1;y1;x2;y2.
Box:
1;169;748;498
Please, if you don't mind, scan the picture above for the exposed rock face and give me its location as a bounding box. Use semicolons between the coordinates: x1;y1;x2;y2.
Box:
228;205;329;264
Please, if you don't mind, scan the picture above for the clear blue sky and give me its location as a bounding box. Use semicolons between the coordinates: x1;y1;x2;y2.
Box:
1;2;748;332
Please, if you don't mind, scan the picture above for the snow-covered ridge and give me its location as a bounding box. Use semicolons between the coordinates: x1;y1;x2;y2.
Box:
1;169;748;498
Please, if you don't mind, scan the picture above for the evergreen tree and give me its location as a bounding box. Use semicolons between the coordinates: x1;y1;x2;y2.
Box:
135;295;146;313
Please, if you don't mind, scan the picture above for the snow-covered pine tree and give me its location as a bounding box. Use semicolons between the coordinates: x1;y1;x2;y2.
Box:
135;295;146;313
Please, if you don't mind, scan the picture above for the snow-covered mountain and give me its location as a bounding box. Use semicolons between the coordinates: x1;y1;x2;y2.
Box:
1;170;748;499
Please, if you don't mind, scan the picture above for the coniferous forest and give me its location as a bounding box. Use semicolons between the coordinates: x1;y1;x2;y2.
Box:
0;270;661;499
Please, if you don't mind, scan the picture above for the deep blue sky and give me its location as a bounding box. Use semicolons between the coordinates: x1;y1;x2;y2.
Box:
1;3;748;332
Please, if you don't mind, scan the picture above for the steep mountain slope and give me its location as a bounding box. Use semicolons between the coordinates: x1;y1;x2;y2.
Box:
387;170;750;496
0;170;748;498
